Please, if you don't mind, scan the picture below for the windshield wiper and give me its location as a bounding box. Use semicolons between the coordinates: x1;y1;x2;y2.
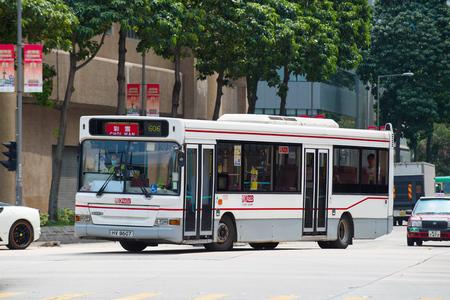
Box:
96;172;115;196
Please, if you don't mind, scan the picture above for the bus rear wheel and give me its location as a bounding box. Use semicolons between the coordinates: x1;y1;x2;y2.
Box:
120;241;147;252
325;215;352;249
204;215;235;251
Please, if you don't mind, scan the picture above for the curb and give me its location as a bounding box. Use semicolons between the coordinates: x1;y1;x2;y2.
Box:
36;225;106;245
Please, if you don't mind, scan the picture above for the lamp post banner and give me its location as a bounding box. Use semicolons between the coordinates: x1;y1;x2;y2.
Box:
126;84;141;116
24;45;42;93
0;44;15;92
146;84;160;117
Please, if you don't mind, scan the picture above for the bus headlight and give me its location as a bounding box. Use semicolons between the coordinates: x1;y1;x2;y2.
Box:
155;218;180;226
76;214;91;223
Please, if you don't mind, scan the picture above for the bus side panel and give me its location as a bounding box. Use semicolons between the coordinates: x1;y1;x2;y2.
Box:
330;195;390;239
217;193;303;243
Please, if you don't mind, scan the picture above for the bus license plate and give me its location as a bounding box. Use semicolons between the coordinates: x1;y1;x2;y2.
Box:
429;230;440;238
399;211;406;216
110;230;134;237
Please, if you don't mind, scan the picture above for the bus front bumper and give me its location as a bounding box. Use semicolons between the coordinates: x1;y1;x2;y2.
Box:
75;223;182;244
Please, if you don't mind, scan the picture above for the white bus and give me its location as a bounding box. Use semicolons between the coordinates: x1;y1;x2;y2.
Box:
75;114;394;252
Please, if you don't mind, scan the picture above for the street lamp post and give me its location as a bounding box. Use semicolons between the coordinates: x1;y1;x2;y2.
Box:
377;72;414;129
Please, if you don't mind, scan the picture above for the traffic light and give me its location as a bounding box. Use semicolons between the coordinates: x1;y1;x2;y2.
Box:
1;141;17;171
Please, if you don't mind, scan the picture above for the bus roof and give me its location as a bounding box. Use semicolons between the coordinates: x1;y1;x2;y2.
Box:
218;114;339;128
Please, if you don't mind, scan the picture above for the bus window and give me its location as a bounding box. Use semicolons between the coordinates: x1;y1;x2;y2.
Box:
333;148;359;193
275;145;301;192
243;144;272;191
217;143;242;191
78;140;181;195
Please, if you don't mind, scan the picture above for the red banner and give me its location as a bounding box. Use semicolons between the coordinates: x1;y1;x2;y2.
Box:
146;84;160;117
126;84;140;116
0;45;15;92
24;45;43;93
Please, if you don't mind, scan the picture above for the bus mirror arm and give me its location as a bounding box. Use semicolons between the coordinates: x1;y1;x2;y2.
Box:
178;152;186;167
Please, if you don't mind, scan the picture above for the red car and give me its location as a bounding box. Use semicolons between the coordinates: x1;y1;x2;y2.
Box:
407;197;450;246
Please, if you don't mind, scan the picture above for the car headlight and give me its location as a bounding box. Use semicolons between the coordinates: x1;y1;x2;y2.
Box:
408;220;422;228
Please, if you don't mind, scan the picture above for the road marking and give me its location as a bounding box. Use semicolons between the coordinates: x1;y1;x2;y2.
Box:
41;293;96;300
0;294;24;299
267;296;300;300
190;294;229;300
114;293;162;300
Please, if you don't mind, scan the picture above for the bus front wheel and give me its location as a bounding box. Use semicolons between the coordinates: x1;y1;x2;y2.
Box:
120;241;147;252
204;215;235;251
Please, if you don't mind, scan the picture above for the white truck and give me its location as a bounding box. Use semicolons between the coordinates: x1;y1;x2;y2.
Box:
393;162;436;225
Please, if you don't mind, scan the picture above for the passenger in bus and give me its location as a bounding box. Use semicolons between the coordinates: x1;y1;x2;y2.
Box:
367;154;376;184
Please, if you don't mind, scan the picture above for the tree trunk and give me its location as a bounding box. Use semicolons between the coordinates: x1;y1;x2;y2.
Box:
117;27;127;115
212;71;224;120
246;75;260;114
47;32;106;220
395;116;402;163
171;47;181;118
48;50;77;220
426;135;432;162
279;66;291;116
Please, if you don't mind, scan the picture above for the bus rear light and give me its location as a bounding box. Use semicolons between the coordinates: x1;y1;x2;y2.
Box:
76;214;91;223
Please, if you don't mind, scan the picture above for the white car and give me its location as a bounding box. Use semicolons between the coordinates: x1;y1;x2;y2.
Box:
0;202;41;249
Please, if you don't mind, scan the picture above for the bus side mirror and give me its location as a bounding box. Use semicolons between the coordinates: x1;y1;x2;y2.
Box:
178;152;186;167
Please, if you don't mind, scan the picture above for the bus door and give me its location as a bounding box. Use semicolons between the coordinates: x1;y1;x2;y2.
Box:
303;148;329;235
184;144;214;239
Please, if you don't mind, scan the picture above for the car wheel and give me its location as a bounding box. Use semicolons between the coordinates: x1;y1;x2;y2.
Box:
119;241;147;252
7;220;33;250
415;239;423;246
407;236;415;246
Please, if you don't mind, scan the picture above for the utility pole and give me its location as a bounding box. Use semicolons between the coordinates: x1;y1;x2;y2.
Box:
16;0;23;205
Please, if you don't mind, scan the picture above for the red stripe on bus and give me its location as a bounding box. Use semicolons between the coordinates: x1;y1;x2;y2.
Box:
185;129;389;143
76;197;387;212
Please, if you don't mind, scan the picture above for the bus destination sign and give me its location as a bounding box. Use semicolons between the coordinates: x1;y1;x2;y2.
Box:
105;123;139;136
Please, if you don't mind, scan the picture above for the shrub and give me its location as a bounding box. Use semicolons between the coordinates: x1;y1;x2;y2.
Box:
40;213;49;227
40;208;75;226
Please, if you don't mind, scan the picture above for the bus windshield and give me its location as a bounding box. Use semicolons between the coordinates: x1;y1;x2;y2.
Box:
78;140;181;196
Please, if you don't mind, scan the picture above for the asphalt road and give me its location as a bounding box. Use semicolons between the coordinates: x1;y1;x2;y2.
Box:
1;225;450;300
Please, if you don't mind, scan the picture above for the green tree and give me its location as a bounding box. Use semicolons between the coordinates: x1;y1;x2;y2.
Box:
106;0;147;115
48;0;113;220
194;0;242;120
418;123;450;176
357;0;450;162
233;0;282;114
276;0;371;116
0;0;74;50
136;0;205;117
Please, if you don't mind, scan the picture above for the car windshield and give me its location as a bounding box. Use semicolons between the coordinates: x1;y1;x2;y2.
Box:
413;199;450;215
0;202;12;206
78;140;181;196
